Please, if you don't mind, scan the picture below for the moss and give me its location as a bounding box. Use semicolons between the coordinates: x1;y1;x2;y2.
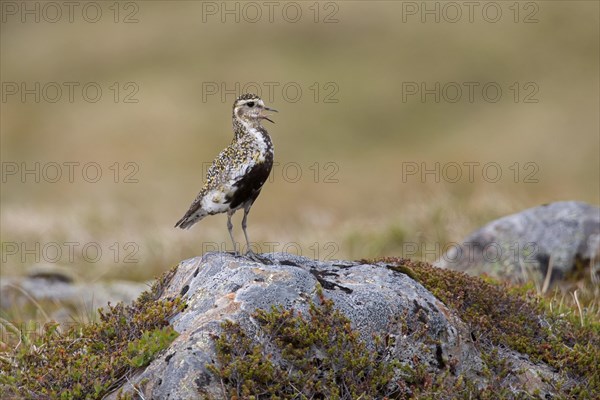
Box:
207;286;548;399
207;287;402;399
0;266;184;399
373;257;600;399
2;257;596;399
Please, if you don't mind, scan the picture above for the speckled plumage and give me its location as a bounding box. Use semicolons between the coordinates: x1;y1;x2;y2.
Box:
175;94;276;255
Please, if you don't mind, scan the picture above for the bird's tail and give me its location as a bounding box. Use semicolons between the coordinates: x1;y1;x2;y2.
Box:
174;205;207;229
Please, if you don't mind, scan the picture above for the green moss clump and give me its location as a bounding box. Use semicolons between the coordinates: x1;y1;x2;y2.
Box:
0;266;184;399
207;287;537;399
375;257;600;399
207;288;402;399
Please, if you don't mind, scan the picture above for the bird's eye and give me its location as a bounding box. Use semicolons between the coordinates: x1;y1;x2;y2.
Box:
247;101;255;107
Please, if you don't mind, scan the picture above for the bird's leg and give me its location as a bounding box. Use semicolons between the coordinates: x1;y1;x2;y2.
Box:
242;204;272;265
227;211;238;256
241;205;252;255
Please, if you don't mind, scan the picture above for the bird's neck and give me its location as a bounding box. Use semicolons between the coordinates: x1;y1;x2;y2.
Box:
232;117;265;140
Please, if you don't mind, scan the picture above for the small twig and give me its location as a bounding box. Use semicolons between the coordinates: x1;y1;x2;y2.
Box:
7;283;57;332
0;317;27;349
541;255;554;295
590;256;599;285
219;377;227;399
571;290;584;327
126;376;146;400
0;354;12;365
517;256;527;286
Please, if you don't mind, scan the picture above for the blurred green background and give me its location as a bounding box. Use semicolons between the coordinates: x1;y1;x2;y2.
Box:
1;1;598;282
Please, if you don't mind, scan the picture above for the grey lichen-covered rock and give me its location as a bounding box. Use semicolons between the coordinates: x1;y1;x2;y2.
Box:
108;252;560;399
0;265;148;323
436;201;600;284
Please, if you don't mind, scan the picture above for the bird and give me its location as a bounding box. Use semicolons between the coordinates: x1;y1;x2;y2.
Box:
175;93;277;261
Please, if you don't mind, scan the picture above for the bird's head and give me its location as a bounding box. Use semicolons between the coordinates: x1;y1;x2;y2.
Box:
232;93;277;128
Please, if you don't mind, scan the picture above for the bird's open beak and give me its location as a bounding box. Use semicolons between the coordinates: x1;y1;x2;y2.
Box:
261;107;278;123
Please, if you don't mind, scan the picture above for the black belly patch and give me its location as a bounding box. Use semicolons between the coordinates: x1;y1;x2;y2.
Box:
227;157;273;210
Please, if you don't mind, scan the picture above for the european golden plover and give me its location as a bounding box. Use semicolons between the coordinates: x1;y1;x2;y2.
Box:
175;94;277;260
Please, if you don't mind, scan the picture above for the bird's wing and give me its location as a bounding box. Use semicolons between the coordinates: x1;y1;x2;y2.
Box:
174;145;248;229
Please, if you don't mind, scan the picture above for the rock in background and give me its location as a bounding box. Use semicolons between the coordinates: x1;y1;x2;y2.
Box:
0;264;149;323
436;201;600;286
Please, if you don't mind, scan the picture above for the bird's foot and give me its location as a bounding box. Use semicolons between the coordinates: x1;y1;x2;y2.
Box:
245;251;273;265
